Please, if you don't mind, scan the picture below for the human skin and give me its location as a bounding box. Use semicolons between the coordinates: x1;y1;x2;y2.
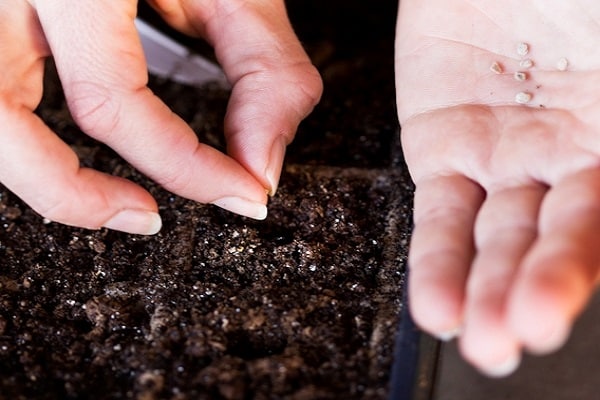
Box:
0;0;322;234
396;0;600;376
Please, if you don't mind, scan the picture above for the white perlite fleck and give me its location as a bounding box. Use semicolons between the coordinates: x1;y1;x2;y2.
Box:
557;57;569;71
514;71;527;82
490;61;503;74
517;42;529;56
519;59;534;69
515;92;532;104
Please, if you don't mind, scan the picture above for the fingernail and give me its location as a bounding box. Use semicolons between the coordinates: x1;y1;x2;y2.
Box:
103;209;162;235
212;196;268;220
265;136;287;196
436;327;462;342
482;353;522;378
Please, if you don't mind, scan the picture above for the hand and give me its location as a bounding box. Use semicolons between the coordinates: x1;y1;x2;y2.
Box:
396;0;600;376
0;0;322;234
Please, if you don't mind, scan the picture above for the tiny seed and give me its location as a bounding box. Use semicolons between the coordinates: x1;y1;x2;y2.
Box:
490;62;503;74
519;59;534;69
557;57;569;71
515;92;532;104
514;71;527;82
517;42;529;56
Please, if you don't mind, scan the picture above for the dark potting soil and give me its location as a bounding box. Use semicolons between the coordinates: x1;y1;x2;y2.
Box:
0;1;415;399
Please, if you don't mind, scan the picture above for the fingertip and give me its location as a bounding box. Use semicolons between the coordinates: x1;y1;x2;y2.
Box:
509;302;572;355
459;314;522;378
508;279;575;355
102;209;162;235
436;326;462;342
478;352;522;378
526;322;572;355
211;196;268;220
409;281;464;340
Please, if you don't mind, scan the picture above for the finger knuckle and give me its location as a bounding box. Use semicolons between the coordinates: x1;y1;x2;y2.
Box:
296;63;324;110
67;81;121;138
153;162;195;196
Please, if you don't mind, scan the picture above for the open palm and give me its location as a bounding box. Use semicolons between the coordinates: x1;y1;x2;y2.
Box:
396;0;600;376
